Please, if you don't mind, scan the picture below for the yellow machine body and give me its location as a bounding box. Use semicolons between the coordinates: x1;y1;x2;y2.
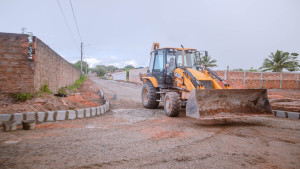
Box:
141;43;272;119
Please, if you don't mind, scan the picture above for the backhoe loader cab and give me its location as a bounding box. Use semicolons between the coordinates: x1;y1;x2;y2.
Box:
141;43;272;119
147;48;198;87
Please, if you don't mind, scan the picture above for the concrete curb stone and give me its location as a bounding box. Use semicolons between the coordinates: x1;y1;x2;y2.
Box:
0;114;12;125
287;112;300;119
47;111;55;122
100;106;105;115
25;112;36;121
91;107;96;117
77;109;84;118
0;92;110;127
68;110;76;120
85;108;91;117
56;110;67;121
96;107;100;116
274;110;287;118
13;113;24;125
36;112;46;123
273;110;300;119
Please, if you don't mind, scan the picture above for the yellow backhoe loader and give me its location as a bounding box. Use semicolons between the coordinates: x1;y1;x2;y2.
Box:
140;43;272;119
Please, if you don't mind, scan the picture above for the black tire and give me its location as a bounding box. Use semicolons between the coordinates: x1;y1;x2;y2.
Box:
164;92;181;117
142;81;160;109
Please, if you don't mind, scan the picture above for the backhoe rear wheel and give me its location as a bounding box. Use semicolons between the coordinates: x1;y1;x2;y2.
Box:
142;81;160;109
164;92;181;117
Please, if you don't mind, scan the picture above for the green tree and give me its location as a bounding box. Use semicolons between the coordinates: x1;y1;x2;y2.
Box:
94;65;107;77
123;65;135;69
106;65;119;72
287;53;300;72
233;68;244;71
247;67;258;72
201;55;217;68
73;61;89;73
260;50;300;72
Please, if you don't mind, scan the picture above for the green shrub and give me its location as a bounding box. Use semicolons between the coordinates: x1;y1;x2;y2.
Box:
40;84;52;94
58;87;67;96
12;93;33;102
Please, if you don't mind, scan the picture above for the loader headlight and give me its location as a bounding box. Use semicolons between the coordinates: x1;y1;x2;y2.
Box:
175;72;182;79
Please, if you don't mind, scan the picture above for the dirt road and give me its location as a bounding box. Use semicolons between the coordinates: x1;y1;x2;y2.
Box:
0;76;299;169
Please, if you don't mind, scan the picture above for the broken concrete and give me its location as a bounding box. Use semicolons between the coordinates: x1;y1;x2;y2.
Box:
3;121;17;131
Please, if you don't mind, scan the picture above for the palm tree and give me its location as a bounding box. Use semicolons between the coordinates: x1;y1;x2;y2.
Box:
260;50;300;72
201;55;218;68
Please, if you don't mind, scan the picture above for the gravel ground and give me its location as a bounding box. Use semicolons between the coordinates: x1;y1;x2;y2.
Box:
0;75;299;169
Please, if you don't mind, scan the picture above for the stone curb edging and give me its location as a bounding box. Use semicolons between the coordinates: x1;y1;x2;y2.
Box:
273;110;300;119
0;91;110;127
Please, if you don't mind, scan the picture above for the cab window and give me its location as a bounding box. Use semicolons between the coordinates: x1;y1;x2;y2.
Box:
153;50;164;72
148;52;155;72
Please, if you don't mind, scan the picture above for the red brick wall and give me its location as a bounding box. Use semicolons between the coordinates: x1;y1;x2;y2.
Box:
128;67;299;89
215;71;299;89
0;32;80;94
0;33;34;93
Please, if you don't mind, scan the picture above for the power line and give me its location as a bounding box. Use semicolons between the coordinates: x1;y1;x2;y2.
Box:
56;0;78;48
70;0;83;42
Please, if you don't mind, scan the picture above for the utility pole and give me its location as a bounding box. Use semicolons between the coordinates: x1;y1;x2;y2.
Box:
85;56;87;75
80;42;83;74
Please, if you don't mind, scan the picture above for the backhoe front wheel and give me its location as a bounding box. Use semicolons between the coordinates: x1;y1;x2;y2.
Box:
164;92;181;117
142;81;160;109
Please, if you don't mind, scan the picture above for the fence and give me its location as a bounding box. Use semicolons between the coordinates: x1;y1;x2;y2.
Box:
111;71;127;81
215;71;299;89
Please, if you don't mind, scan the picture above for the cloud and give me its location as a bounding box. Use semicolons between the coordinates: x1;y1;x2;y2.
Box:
124;59;136;66
109;56;117;60
81;55;139;68
108;59;137;68
84;56;102;68
110;62;120;67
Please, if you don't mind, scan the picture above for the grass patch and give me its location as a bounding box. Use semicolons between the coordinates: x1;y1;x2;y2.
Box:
67;75;87;91
57;87;67;96
12;93;33;102
40;84;52;94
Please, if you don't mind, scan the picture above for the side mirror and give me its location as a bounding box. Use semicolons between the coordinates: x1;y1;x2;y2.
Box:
165;63;170;68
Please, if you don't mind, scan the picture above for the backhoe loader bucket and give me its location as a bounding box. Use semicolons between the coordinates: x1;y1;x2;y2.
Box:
186;89;272;119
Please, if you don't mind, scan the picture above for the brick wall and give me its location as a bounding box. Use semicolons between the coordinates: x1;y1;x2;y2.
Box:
214;71;299;89
0;32;80;94
128;67;299;89
33;38;80;93
0;33;34;93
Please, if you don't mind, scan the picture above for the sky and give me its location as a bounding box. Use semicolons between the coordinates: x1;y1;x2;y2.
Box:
0;0;299;70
